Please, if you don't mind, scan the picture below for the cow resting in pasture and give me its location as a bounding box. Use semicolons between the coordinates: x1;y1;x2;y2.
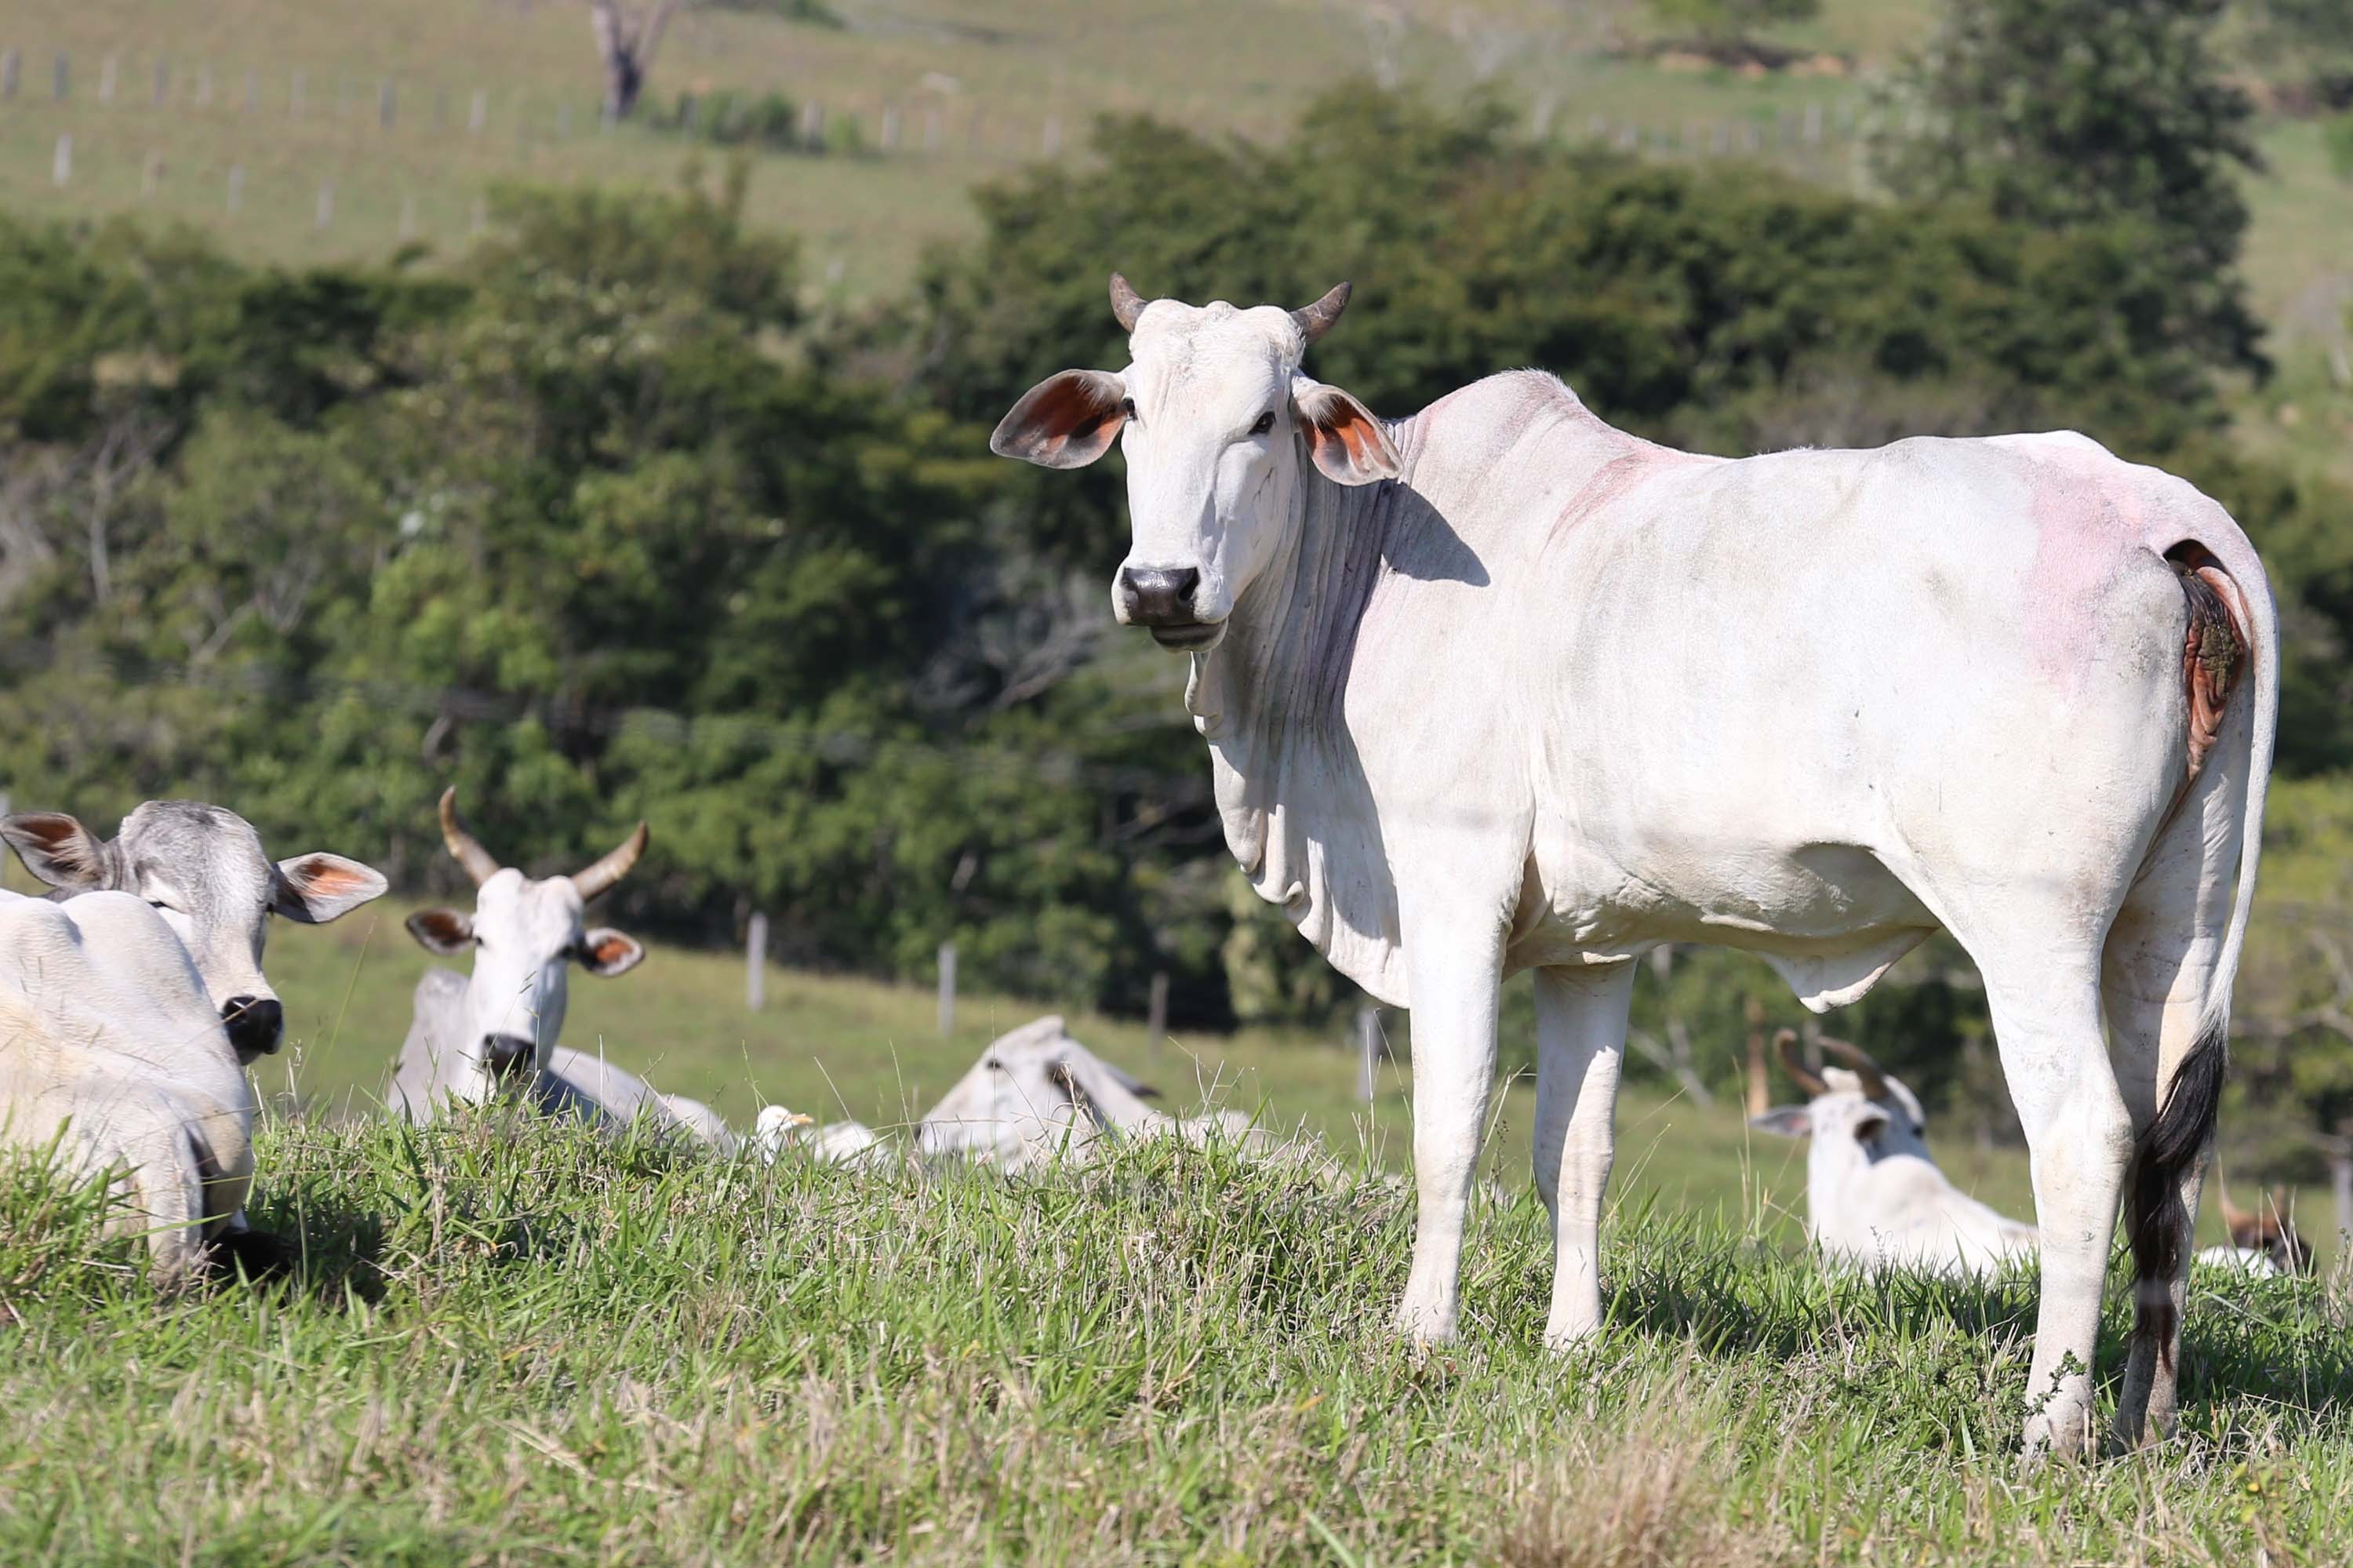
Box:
0;890;254;1281
1751;1029;2036;1279
391;791;732;1151
2194;1183;2312;1277
991;274;2278;1457
3;802;390;1062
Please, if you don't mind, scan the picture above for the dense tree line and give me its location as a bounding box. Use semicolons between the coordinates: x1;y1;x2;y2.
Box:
4;89;2351;1148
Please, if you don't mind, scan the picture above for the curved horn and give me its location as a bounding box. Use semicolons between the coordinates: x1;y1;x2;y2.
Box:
438;788;502;888
1109;272;1148;333
572;819;649;903
1773;1028;1827;1098
1290;281;1352;345
1815;1036;1890;1102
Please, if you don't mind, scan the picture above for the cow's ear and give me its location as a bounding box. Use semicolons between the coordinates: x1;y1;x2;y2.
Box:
406;908;476;955
273;853;391;924
0;812;121;890
1292;377;1400;486
1853;1112;1889;1146
991;369;1128;469
578;927;645;977
1749;1106;1814;1139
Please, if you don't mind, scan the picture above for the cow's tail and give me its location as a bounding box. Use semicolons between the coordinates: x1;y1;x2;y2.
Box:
2125;533;2277;1369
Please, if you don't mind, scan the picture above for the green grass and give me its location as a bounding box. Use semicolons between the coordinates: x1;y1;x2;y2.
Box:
0;1112;2347;1564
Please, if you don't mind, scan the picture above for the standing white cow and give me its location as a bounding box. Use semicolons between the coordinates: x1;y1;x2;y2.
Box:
390;791;730;1150
991;276;2276;1456
0;890;254;1281
1751;1029;2037;1279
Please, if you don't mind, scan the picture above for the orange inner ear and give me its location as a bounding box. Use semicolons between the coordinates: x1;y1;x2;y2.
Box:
291;857;370;895
1031;377;1121;457
586;933;635;966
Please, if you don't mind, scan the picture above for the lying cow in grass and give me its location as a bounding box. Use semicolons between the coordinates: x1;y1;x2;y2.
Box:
993;274;2276;1455
1752;1029;2037;1279
390;791;733;1151
0;889;254;1281
3;802;388;1272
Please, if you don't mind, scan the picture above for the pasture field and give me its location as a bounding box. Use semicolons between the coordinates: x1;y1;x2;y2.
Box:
0;1111;2348;1564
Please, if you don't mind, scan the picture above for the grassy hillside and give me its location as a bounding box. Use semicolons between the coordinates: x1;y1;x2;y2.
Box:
0;1112;2345;1564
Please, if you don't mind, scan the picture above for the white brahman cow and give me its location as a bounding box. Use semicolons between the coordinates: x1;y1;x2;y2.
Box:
0;889;253;1281
2;802;389;1061
1751;1029;2036;1279
991;275;2276;1456
391;790;730;1150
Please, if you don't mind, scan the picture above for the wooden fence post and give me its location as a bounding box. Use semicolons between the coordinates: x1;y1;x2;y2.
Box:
53;52;68;101
142;151;162;198
51;133;71;186
151;56;169;106
746;911;768;1012
937;941;957;1038
1;51;19;100
800;100;824;151
1146;971;1169;1056
1743;995;1769;1118
380;78;396;129
243;70;258;111
398;195;417;239
1356;1004;1381;1104
100;53;117;104
468;88;487;133
1042;115;1060;156
227;164;245;213
315;180;334;230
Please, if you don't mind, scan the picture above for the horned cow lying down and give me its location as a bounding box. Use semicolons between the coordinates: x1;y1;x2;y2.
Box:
756;1015;1334;1179
1751;1030;2038;1280
0;890;253;1281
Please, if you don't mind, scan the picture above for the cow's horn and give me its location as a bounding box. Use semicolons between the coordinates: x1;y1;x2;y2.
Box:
1816;1036;1889;1102
1109;272;1148;333
1291;282;1351;344
1773;1028;1828;1098
438;788;503;887
572;819;649;902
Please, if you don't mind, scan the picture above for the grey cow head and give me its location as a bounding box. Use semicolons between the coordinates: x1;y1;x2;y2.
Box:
402;790;647;1101
991;275;1400;652
2;801;389;1062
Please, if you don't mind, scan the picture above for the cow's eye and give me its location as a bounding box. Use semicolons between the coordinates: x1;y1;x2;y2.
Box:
1249;409;1276;436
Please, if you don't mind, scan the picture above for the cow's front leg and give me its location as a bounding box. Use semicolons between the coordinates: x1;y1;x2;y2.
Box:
1393;909;1507;1348
1533;961;1634;1348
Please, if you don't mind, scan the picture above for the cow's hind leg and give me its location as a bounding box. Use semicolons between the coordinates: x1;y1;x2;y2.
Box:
1532;961;1634;1348
2104;733;2250;1446
1970;941;2133;1461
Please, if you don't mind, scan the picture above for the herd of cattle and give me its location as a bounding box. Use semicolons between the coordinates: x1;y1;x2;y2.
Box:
0;788;2308;1290
0;271;2304;1458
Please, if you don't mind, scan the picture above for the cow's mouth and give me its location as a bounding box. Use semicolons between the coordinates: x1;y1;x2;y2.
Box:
1148;623;1224;652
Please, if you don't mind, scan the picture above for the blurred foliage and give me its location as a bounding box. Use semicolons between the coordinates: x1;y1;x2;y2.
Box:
3;85;2351;1124
1645;0;1820;46
1873;0;2264;380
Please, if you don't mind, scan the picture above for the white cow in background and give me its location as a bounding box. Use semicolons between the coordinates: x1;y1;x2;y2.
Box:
991;275;2277;1455
391;790;730;1151
1751;1029;2036;1279
0;890;253;1281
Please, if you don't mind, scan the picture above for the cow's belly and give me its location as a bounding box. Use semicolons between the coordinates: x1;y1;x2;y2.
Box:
1508;833;1939;1006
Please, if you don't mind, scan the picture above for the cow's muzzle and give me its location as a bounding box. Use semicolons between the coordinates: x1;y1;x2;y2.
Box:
222;996;283;1059
1116;566;1220;648
483;1034;538;1083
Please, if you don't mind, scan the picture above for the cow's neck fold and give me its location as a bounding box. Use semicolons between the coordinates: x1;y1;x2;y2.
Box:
1184;426;1410;1002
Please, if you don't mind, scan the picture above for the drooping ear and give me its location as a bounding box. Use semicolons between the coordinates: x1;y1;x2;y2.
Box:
273;853;391;924
405;908;477;955
1853;1113;1889;1146
1291;377;1401;486
577;927;646;977
990;369;1129;469
0;812;122;890
1749;1106;1814;1139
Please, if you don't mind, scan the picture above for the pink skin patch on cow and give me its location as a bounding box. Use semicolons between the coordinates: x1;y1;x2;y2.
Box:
2019;449;2151;693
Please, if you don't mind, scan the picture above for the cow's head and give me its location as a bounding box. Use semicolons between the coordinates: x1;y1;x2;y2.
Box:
403;790;646;1101
2;801;387;1063
990;275;1401;650
1749;1029;1932;1165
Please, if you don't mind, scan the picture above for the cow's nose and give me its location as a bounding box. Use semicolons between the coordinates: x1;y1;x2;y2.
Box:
222;997;283;1057
482;1034;537;1082
1118;566;1201;627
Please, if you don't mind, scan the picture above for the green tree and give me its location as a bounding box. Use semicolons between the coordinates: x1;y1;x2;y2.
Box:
1872;0;2264;375
1646;0;1820;47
